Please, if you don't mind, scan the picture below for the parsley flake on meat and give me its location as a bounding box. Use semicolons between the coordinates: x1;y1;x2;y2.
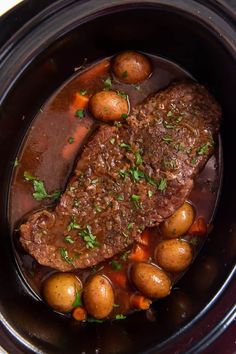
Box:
79;225;100;249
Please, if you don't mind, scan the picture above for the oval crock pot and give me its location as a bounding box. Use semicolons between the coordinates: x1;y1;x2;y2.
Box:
0;1;235;353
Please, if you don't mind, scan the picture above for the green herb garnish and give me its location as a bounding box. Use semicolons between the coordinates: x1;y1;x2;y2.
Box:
131;194;140;201
87;317;104;323
120;113;128;119
197;142;212;155
94;204;102;212
135;150;143;165
148;190;153;198
64;235;75;244
72;289;82;307
75;109;85;119
103;77;112;90
128;168;145;182
117;194;124;201
59;247;74;264
158;178;167;192
24;171;60;201
79;225;100;249
91;179;98;185
115;314;126;320
127;222;134;230
162;135;173;143
110;138;115;145
67;217;81;231
79;89;88;96
191;157;198;165
163;121;175;129
117;90;128;99
167;111;173;117
119;170;129;178
68;137;74;144
110;260;122;271
14;158;19;167
120;142;131;151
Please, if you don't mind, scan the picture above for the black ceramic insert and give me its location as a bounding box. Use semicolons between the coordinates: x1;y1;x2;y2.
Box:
0;1;235;353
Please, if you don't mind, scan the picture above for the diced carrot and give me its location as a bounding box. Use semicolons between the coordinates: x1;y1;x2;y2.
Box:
188;217;207;236
130;294;152;310
72;306;87;321
62;125;88;160
78;59;110;83
139;229;152;246
128;244;150;262
109;271;127;288
70;92;89;113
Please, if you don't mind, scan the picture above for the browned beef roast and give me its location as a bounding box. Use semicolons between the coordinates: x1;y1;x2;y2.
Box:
19;82;221;271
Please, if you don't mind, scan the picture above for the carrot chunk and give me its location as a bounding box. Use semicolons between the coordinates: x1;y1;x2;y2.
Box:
128;244;150;262
109;271;127;288
72;306;87;321
188;217;207;236
70;92;89;113
130;294;152;310
139;229;152;246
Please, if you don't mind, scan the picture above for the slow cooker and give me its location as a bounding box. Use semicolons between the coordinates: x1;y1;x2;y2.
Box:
0;1;235;353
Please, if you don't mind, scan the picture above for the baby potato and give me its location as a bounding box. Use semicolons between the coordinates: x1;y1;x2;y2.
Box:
131;262;171;298
83;275;114;319
89;90;129;122
42;273;82;313
112;51;152;84
155;239;193;272
160;202;194;238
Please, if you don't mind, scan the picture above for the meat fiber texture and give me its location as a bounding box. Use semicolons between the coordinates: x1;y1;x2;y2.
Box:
20;82;221;271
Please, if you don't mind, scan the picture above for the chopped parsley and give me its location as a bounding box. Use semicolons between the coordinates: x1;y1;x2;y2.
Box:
130;194;141;209
72;289;82;307
113;303;120;308
14;158;19;167
120;251;130;261
135;150;143;165
127;222;134;230
79;225;100;249
119;169;129;178
110;138;115;145
75;109;85;119
110;260;122;270
103;77;112;90
67;217;81;231
79;89;88;96
114;122;122;128
197;142;212;155
117;90;128;100
94;204;102;212
128;167;145;182
163;120;175;129
120;142;131;151
24;171;60;201
167;111;173;117
68;137;74;144
191;157;198;165
120;113;128;119
148;190;153;198
117;194;124;201
64;235;74;244
132;84;141;91
115;314;126;320
162;135;173;143
91;179;98;185
158;178;167;192
73;199;80;207
59;247;74;264
122;70;128;78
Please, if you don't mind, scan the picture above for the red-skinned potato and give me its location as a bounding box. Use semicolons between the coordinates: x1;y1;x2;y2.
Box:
112;51;152;84
155;239;193;272
89;90;129;122
42;272;82;313
160;202;195;238
83;275;114;319
131;262;171;298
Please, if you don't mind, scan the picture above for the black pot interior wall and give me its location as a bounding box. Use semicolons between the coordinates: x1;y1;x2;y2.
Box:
0;6;235;354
